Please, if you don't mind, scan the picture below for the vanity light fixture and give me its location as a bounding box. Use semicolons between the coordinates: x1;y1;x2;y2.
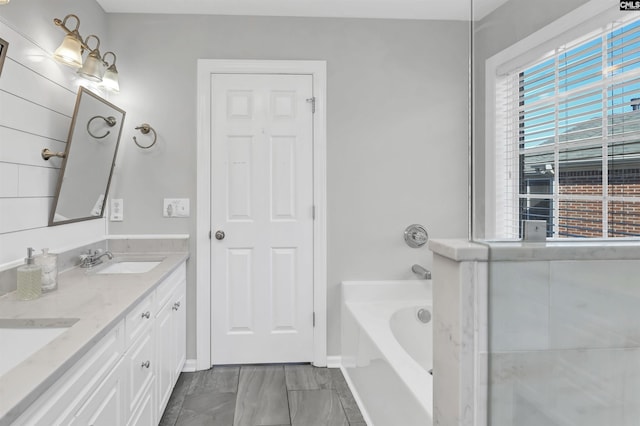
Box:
53;14;120;89
0;0;10;5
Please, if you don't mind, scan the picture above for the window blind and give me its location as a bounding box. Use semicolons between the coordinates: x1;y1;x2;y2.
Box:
496;16;640;239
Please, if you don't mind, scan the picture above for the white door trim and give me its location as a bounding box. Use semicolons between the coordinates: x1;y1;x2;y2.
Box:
196;59;327;370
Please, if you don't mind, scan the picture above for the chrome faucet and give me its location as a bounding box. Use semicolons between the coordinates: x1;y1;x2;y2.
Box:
79;249;113;268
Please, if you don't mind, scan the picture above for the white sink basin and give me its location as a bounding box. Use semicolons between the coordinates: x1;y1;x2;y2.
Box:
95;261;161;274
0;318;79;378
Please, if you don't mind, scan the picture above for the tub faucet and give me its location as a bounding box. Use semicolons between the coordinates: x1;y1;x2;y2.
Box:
80;249;113;268
411;264;431;280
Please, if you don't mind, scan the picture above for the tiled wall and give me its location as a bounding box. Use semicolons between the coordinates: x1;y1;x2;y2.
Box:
489;259;640;425
0;18;107;267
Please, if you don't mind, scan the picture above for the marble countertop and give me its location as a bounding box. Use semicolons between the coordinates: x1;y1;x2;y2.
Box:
0;251;189;425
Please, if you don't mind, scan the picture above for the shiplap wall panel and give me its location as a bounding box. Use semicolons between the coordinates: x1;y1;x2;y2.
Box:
0;198;51;233
18;166;59;197
0;21;73;91
0;127;66;167
0;58;76;115
0;18;107;266
0;164;19;197
0;92;70;141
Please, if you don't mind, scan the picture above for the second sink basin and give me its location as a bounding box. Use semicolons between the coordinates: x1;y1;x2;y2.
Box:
0;318;79;378
95;260;162;274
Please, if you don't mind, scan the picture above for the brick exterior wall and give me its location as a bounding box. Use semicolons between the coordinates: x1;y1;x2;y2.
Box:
556;168;640;237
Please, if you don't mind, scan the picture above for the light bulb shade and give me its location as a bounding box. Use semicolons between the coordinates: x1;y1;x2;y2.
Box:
53;34;83;68
77;51;106;82
0;0;11;5
101;66;119;92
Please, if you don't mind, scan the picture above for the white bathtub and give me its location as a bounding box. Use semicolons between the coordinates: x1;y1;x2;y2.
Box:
341;280;433;426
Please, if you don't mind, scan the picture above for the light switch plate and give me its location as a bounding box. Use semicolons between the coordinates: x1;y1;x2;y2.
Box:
164;198;190;218
110;198;124;221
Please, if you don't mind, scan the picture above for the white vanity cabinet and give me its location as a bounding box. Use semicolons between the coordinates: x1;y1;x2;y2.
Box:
11;261;187;426
155;265;187;417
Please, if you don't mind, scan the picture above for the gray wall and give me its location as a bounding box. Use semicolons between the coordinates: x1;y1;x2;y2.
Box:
472;0;589;238
106;15;471;359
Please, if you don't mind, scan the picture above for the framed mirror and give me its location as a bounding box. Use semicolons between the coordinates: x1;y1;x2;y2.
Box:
49;87;125;225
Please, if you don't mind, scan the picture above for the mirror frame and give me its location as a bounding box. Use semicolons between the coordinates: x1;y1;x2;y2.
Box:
49;87;126;226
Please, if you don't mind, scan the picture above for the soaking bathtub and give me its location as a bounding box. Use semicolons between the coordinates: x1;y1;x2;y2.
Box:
341;280;433;426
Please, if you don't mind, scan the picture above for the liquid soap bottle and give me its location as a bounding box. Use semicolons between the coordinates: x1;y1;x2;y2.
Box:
17;247;42;300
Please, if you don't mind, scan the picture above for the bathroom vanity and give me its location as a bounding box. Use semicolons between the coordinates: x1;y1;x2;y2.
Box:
0;250;188;426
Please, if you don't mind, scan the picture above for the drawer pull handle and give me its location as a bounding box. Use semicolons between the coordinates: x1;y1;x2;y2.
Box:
141;311;151;319
141;360;151;368
172;301;181;311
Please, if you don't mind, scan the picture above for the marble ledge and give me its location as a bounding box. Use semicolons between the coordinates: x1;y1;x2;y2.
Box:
484;240;640;261
428;239;489;262
429;238;640;262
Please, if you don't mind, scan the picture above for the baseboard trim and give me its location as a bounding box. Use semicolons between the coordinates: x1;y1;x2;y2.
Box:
326;355;342;368
182;359;198;372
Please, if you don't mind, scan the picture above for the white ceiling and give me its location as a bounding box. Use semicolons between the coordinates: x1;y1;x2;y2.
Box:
96;0;510;21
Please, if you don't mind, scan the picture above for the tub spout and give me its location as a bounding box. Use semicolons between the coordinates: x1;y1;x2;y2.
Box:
411;264;431;280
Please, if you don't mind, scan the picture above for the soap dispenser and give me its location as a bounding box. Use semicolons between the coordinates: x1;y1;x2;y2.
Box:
35;248;58;292
17;247;42;300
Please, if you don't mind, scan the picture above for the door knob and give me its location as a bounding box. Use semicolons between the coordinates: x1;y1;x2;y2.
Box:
215;230;225;240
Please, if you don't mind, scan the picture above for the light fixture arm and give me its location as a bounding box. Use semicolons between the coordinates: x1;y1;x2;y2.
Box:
83;34;101;54
103;51;117;68
53;14;80;36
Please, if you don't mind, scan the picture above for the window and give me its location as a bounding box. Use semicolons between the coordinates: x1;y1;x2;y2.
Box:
494;14;640;239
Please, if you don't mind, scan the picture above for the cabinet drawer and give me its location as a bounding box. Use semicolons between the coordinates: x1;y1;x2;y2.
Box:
126;327;155;417
13;321;125;426
155;263;186;311
125;293;154;346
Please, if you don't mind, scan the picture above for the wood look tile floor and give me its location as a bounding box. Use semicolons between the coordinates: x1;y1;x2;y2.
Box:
160;364;367;426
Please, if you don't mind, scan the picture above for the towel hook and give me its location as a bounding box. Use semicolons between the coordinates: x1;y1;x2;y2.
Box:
133;123;157;149
87;115;117;139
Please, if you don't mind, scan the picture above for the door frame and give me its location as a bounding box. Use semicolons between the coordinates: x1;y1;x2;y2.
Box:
195;59;327;370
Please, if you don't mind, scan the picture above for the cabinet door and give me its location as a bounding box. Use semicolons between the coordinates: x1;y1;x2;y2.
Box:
155;299;174;416
126;327;155;418
172;282;186;379
127;380;155;426
71;358;126;426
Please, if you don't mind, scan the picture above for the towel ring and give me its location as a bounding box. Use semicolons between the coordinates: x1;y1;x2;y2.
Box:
133;123;157;149
87;115;117;139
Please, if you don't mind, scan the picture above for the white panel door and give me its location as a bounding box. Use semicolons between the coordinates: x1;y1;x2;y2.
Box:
210;74;314;364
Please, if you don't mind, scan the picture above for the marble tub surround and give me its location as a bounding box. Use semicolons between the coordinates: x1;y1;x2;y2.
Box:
488;255;640;426
430;238;640;426
429;240;488;426
0;249;189;425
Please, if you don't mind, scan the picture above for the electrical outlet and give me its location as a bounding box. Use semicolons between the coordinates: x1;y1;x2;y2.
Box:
110;198;124;221
163;198;190;218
